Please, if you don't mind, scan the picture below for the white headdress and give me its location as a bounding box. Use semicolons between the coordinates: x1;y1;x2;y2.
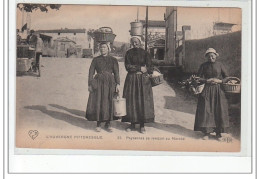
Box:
205;48;219;57
99;42;111;52
130;36;142;44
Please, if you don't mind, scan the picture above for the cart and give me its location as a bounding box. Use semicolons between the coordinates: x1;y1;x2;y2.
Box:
82;48;93;58
17;44;41;77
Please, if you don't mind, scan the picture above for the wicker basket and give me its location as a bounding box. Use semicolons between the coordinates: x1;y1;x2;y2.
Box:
222;77;241;93
94;27;116;44
150;67;164;87
150;75;164;87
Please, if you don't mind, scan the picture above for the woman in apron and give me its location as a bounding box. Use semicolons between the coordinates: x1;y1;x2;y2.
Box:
122;36;155;134
86;42;120;132
194;48;230;140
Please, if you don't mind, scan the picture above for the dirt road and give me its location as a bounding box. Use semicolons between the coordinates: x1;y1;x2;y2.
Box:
16;57;240;152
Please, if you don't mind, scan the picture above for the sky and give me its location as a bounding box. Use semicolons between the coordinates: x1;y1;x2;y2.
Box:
17;5;241;42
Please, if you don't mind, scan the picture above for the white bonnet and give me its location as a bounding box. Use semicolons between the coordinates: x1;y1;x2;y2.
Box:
130;36;142;44
205;48;219;57
99;42;111;52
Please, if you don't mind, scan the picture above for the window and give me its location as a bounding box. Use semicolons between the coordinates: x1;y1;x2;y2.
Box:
58;33;60;35
74;33;76;35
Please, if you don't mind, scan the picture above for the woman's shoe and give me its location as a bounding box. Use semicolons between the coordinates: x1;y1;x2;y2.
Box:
95;127;101;132
105;122;113;132
126;124;135;132
216;133;223;141
126;127;132;132
202;133;210;140
140;127;146;134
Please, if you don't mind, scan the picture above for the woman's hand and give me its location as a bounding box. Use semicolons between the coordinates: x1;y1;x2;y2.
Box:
88;86;93;93
206;78;214;83
206;78;222;84
115;84;120;93
141;66;147;73
214;78;222;83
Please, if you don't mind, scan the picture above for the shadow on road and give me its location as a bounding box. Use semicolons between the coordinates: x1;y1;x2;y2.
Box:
25;105;97;131
48;104;129;130
146;122;204;139
49;104;86;117
24;104;240;140
165;81;240;141
164;96;197;115
16;71;40;78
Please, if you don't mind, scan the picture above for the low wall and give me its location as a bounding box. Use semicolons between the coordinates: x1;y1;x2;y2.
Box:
180;31;241;78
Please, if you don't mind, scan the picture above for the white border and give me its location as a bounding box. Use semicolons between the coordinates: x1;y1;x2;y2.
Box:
6;0;254;175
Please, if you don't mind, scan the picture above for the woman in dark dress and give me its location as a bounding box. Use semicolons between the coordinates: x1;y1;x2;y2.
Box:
86;42;120;132
194;48;230;140
122;36;154;134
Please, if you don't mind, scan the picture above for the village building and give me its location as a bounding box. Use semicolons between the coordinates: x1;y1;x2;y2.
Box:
213;22;237;35
140;20;166;60
53;37;76;58
164;7;178;64
36;28;94;57
164;7;238;66
164;6;241;76
38;33;53;57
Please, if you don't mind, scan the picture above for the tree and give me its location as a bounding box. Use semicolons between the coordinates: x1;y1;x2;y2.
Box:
120;43;129;56
17;4;61;13
87;29;96;39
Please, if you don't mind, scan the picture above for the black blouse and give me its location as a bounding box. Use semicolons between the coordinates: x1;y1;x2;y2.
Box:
125;48;153;74
88;55;120;85
198;61;229;80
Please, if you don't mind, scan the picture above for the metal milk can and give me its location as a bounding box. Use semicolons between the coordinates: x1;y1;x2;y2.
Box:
129;22;143;36
113;94;127;117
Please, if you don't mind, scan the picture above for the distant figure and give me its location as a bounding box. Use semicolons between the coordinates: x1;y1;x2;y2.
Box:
34;33;43;72
194;48;230;141
86;42;120;132
27;30;36;45
122;36;155;134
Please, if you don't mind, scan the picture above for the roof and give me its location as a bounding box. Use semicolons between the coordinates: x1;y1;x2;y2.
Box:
148;38;165;48
140;20;165;28
148;37;165;43
213;22;236;31
39;33;52;40
37;28;86;34
214;22;236;27
54;37;76;44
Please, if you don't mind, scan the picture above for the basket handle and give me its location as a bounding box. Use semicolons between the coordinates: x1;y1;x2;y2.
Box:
153;66;161;73
224;77;240;82
99;27;113;33
115;91;121;99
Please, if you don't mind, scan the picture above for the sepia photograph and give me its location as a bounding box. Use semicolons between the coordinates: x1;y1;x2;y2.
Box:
15;4;243;152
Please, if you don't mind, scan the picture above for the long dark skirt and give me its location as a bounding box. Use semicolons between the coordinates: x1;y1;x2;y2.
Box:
86;73;116;122
194;84;229;133
122;73;154;123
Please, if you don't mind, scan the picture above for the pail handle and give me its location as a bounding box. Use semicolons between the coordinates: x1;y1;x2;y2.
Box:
115;91;121;99
153;66;161;73
224;77;240;82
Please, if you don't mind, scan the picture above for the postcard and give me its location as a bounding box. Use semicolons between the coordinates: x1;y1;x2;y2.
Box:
14;3;248;154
